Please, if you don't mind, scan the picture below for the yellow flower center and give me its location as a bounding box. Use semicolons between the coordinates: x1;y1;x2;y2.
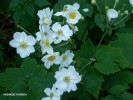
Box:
44;32;48;35
50;92;54;98
44;39;50;47
63;76;70;83
20;41;28;48
57;29;63;35
48;55;56;61
63;55;68;61
42;17;50;24
69;12;76;19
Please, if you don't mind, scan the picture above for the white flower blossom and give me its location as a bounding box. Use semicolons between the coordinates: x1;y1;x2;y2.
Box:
106;9;118;21
129;0;133;7
54;66;81;92
9;32;36;58
42;52;60;69
40;34;55;54
37;7;53;25
83;8;89;12
42;85;63;100
59;50;74;69
52;22;73;44
54;5;72;17
36;24;56;41
65;3;82;24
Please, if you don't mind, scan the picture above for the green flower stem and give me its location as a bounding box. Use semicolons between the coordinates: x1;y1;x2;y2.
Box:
17;25;32;35
79;58;96;73
97;31;107;48
114;13;131;26
54;42;68;49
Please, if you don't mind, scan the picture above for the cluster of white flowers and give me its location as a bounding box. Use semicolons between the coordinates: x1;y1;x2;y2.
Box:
9;2;88;100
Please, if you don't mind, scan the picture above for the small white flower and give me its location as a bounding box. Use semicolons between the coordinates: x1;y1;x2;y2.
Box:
129;0;133;7
40;34;55;54
65;3;82;24
54;66;81;92
42;85;63;100
37;7;53;25
69;24;78;33
59;50;74;69
36;24;56;41
9;32;36;58
106;9;118;21
42;52;60;69
83;8;89;12
52;22;73;44
54;5;72;17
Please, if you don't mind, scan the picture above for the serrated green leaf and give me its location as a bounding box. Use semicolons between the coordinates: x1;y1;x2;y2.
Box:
110;34;133;68
94;46;129;75
83;71;104;98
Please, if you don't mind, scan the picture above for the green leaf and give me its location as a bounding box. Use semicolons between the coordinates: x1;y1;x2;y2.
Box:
102;95;119;100
105;71;133;88
94;13;106;32
9;0;21;8
13;10;23;23
94;46;129;75
120;93;133;100
25;3;35;17
34;0;50;7
108;84;129;96
83;71;104;98
110;34;133;68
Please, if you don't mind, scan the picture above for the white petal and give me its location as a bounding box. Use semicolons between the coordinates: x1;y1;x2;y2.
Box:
53;96;60;100
55;81;67;92
26;36;36;45
130;0;133;6
54;72;64;80
17;48;29;58
54;12;63;16
41;97;51;100
69;83;77;91
26;46;35;53
52;22;61;32
107;9;118;19
36;32;42;41
44;88;51;96
73;3;80;10
9;40;19;48
13;32;24;42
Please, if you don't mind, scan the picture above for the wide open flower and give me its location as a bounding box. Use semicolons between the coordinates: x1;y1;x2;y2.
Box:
54;66;81;92
42;52;60;69
9;32;36;58
52;22;73;44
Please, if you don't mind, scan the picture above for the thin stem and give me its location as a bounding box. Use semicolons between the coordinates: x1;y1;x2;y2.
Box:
17;25;32;35
114;13;131;26
79;58;96;72
97;31;107;48
54;42;68;49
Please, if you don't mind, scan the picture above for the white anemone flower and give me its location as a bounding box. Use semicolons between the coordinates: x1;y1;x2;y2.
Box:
9;32;36;58
37;7;53;25
65;3;82;24
106;9;118;21
40;34;55;54
54;66;81;92
52;22;73;44
42;85;63;100
129;0;133;7
42;52;60;69
54;5;72;17
59;50;74;69
36;24;56;41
